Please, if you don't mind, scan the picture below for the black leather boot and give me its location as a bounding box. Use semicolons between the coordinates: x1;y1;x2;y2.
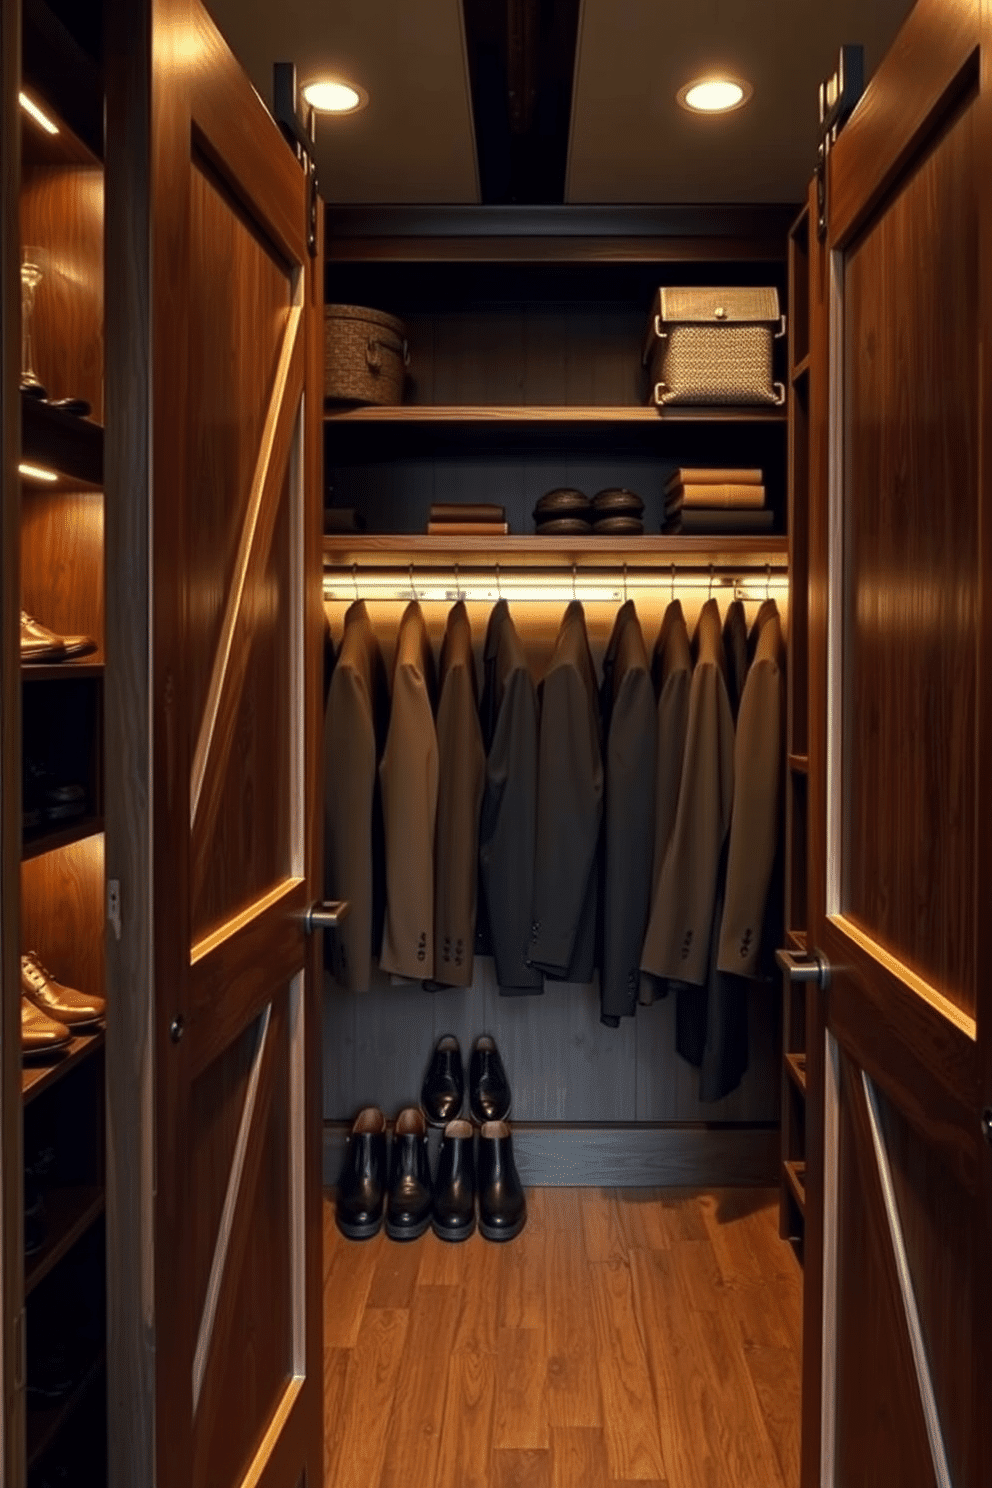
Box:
420;1034;465;1127
468;1034;511;1124
336;1107;387;1240
432;1119;476;1242
477;1121;526;1242
385;1108;432;1241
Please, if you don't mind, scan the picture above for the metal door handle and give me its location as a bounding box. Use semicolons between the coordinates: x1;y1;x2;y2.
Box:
775;947;831;990
304;900;350;933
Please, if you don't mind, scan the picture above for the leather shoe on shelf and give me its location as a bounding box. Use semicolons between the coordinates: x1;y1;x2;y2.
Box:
19;611;96;662
385;1108;432;1242
20;997;71;1060
335;1107;387;1240
477;1120;527;1243
21;953;105;1028
432;1119;476;1243
469;1034;511;1124
420;1034;465;1128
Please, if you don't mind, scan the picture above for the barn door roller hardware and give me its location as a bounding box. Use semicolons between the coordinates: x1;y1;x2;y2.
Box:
816;44;864;241
273;61;319;257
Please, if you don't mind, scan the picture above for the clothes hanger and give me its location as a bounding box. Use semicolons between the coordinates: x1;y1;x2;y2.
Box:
622;563;628;604
670;563;676;604
352;562;359;604
572;564;577;603
708;564;714;601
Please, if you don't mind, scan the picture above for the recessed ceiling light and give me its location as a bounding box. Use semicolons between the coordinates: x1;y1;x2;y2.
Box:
302;79;368;115
19;462;58;483
19;92;59;135
677;77;752;114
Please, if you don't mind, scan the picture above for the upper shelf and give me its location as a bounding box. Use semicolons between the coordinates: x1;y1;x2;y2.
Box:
325;404;787;426
22;0;103;164
21;395;103;490
324;533;790;569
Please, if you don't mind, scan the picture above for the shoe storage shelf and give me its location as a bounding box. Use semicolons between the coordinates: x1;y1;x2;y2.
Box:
14;3;108;1483
321;205;794;1189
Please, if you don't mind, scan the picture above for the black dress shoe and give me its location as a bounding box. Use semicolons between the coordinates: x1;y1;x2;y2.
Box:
420;1034;465;1127
336;1108;387;1240
469;1034;511;1124
432;1119;476;1242
477;1121;526;1242
386;1108;432;1241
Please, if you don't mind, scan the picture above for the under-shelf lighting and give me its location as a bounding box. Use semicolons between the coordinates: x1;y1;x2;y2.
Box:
303;78;368;115
19;92;59;135
677;76;752;114
19;461;58;483
323;566;789;606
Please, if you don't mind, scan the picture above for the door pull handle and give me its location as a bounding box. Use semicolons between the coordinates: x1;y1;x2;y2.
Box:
303;900;350;933
775;947;831;990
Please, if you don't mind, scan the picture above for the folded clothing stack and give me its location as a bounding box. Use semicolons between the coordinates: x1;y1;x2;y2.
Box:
663;468;773;534
428;502;508;535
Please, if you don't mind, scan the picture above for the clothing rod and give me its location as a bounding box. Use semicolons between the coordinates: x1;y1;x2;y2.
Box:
323;567;789;605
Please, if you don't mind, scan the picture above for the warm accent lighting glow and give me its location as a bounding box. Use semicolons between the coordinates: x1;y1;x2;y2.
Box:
19;462;58;483
303;78;367;115
677;77;751;114
19;92;59;135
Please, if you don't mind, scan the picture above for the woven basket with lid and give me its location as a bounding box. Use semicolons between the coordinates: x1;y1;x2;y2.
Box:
324;304;410;405
642;287;786;407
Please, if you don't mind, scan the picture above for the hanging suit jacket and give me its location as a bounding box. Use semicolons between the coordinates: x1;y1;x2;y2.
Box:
640;600;693;1006
379;601;439;980
722;599;749;724
323;600;388;992
640;597;734;986
431;602;485;987
600;602;657;1025
478;601;543;993
528;601;602;983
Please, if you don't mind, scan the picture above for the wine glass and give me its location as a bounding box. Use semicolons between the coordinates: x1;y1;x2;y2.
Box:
20;245;48;398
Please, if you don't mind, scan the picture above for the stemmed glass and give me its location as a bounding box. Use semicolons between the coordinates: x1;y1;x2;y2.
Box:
20;245;48;397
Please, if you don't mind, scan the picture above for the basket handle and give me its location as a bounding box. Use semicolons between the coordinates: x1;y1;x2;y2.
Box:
773;381;786;406
652;381;669;406
366;338;383;372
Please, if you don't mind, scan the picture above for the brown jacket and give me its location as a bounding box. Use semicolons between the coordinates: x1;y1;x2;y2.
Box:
717;600;784;976
640;598;734;986
323;601;388;991
528;601;602;982
600;602;656;1023
379;602;439;980
478;602;543;992
432;602;485;986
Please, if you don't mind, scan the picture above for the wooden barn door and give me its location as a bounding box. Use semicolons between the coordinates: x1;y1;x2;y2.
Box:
104;2;325;1486
803;0;992;1485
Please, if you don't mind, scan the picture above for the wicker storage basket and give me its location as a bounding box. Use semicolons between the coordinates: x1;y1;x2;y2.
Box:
642;287;785;407
324;304;409;405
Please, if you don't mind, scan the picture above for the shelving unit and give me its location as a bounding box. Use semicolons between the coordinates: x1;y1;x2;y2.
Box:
14;4;108;1483
780;195;813;1259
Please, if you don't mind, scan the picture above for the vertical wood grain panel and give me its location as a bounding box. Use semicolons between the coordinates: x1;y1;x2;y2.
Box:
20;833;105;1000
842;93;978;1019
21;487;104;658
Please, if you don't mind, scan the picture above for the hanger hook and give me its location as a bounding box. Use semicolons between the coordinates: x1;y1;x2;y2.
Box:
708;564;714;600
352;562;359;604
622;563;628;604
572;563;578;603
454;561;460;601
670;563;676;603
495;562;502;601
766;563;771;602
409;562;416;602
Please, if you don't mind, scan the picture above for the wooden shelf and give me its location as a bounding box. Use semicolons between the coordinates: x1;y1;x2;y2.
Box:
26;1347;105;1469
785;1052;807;1094
22;1029;104;1106
21;395;103;490
791;353;811;383
25;1187;105;1297
22;0;104;165
22;816;104;863
22;659;104;680
788;752;809;774
784;1159;807;1215
325;403;789;427
324;533;790;567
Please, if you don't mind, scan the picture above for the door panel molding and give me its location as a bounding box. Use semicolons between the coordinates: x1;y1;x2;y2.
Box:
192;1001;272;1412
862;1071;953;1488
832;917;976;1042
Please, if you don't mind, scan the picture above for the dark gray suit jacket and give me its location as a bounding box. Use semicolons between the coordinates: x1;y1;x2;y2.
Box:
478;601;543;993
323;600;388;991
528;601;602;983
600;602;656;1024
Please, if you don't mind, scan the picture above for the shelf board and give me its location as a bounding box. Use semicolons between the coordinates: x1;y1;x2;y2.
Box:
791;353;811;384
788;752;809;775
26;1348;105;1469
786;929;808;954
22;658;104;680
22;815;104;863
21;396;103;489
25;1186;105;1297
785;1052;807;1094
326;403;788;427
22;1029;104;1106
783;1159;807;1215
22;0;104;165
324;533;789;568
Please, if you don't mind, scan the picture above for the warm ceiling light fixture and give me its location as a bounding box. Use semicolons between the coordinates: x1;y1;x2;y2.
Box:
302;78;368;115
19;91;59;135
19;462;58;483
677;76;752;114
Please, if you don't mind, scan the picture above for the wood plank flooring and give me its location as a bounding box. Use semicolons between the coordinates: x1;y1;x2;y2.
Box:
323;1187;803;1488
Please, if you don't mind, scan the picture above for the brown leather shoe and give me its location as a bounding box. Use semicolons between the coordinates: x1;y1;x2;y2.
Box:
19;611;96;661
21;996;72;1058
21;953;105;1028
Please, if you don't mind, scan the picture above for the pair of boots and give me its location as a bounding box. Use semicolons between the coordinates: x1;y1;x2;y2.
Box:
335;1107;526;1244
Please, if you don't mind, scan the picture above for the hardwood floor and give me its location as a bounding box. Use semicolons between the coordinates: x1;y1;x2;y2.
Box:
323;1186;803;1488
